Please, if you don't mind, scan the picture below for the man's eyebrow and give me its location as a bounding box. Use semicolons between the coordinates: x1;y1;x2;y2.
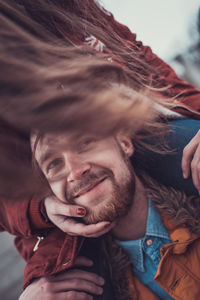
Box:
39;150;55;167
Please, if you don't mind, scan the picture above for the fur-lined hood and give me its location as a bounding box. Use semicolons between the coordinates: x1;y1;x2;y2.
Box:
148;183;200;236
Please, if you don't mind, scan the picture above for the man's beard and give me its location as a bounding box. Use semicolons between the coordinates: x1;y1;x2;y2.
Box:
66;158;135;225
84;173;135;224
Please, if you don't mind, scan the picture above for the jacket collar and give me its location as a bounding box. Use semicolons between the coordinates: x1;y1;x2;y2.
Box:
119;198;170;272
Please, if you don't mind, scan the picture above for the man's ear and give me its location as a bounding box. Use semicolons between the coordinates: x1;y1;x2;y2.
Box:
117;135;134;157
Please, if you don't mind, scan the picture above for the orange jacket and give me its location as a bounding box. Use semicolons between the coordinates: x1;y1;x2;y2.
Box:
127;223;200;299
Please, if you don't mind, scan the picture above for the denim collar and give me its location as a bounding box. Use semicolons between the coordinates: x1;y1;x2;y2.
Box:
146;198;170;239
118;198;170;272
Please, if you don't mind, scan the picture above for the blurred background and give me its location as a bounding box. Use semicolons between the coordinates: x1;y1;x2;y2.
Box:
102;0;200;88
1;1;200;299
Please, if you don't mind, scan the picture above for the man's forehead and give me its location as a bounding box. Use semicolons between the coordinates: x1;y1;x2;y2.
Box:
31;131;74;148
31;131;117;159
31;132;70;159
42;134;67;147
31;131;99;158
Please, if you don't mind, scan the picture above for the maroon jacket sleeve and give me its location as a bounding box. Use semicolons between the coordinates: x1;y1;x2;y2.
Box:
0;196;52;236
0;196;32;236
29;197;53;230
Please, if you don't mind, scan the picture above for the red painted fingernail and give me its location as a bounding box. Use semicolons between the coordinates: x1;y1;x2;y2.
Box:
77;208;86;216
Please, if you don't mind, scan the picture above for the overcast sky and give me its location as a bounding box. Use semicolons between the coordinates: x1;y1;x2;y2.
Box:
101;0;200;61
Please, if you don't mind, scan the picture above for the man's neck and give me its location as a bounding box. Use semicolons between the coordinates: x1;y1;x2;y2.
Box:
112;176;148;241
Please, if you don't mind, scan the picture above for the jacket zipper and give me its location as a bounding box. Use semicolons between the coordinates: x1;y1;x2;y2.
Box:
33;236;44;252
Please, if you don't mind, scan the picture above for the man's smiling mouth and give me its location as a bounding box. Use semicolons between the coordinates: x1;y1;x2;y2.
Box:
73;176;107;198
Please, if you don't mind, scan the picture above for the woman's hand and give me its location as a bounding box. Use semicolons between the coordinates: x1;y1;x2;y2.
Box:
44;195;115;237
19;256;105;300
182;129;200;192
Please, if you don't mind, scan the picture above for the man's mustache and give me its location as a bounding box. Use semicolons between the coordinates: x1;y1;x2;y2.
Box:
66;169;112;201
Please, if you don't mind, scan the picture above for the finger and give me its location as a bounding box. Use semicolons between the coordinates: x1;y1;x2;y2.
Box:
73;256;93;267
54;278;103;295
53;269;105;287
41;291;93;300
65;219;112;237
181;130;200;178
182;141;198;178
46;197;86;218
85;221;116;238
190;144;200;191
198;174;200;194
64;291;93;300
56;205;86;218
197;166;200;193
191;159;199;190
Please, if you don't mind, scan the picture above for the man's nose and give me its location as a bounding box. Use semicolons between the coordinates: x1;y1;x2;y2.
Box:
65;154;91;182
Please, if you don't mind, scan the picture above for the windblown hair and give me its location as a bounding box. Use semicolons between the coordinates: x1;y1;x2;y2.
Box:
0;0;171;199
9;0;156;86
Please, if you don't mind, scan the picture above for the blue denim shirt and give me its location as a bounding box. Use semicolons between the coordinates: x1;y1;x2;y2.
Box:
118;198;174;300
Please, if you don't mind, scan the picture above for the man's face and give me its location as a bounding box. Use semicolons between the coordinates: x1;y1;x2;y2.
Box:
32;133;135;224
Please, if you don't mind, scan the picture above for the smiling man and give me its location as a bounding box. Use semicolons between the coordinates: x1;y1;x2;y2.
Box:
27;123;200;300
32;133;135;226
